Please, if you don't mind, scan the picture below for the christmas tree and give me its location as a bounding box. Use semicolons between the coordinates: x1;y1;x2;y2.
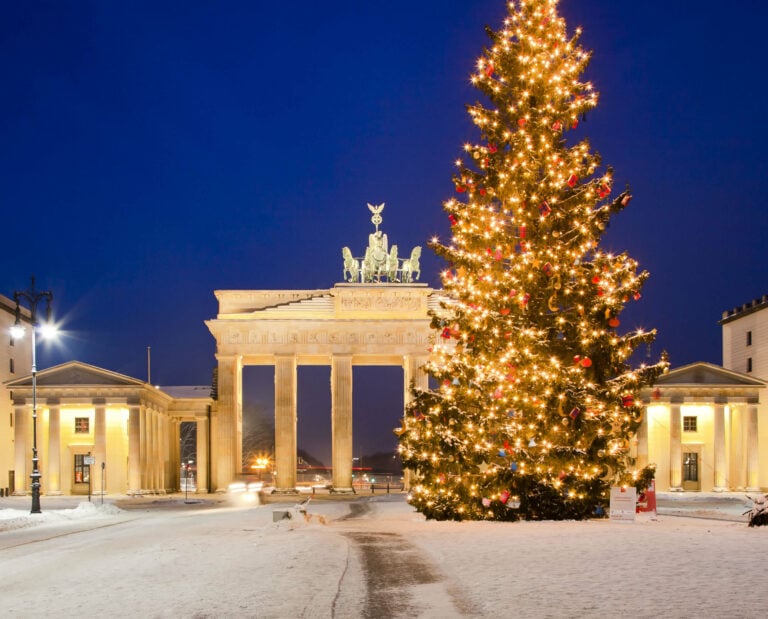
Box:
397;0;668;521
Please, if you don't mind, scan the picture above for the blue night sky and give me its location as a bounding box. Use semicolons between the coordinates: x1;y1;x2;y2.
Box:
3;1;767;464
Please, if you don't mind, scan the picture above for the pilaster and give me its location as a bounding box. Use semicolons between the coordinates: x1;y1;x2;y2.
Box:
669;404;683;491
713;404;728;491
47;403;62;494
746;404;760;491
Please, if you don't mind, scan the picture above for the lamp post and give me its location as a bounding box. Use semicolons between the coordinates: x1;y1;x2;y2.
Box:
10;276;54;515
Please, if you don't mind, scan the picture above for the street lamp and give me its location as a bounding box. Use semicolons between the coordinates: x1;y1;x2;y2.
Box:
10;276;54;515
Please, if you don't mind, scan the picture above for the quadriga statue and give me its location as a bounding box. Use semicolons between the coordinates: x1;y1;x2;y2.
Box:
342;247;360;282
401;246;421;283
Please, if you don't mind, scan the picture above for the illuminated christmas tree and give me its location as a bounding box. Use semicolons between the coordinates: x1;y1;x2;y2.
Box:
398;0;668;521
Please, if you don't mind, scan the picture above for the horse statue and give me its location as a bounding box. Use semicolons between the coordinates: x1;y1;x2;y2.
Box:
342;246;359;282
401;246;421;282
386;245;399;281
362;230;389;281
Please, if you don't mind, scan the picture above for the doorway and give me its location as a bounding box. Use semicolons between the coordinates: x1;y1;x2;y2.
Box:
682;448;701;491
72;453;91;495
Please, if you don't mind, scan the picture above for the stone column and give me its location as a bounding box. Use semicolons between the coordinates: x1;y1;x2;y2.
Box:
195;414;210;493
636;407;649;470
148;407;157;491
712;404;728;491
403;355;429;396
212;355;242;492
274;355;298;492
669;404;683;491
47;403;62;495
746;404;760;491
158;414;167;492
402;355;429;491
13;404;27;495
128;404;141;494
140;404;148;492
171;419;180;492
94;401;106;496
331;355;353;492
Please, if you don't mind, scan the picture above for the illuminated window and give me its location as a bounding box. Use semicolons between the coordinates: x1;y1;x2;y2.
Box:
747;331;753;346
747;357;753;373
74;417;90;434
683;416;697;432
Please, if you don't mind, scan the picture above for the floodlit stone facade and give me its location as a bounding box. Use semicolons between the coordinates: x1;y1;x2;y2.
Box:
721;294;768;379
205;284;437;493
637;363;766;492
0;294;32;495
5;361;211;496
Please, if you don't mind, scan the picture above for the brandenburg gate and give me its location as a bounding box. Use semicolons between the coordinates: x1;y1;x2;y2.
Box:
205;204;437;492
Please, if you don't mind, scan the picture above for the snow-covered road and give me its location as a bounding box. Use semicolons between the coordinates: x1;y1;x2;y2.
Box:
0;492;766;618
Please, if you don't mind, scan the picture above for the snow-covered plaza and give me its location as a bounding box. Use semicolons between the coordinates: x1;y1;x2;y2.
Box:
0;492;766;618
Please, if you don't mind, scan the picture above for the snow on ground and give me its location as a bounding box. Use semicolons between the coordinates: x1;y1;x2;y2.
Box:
0;492;765;618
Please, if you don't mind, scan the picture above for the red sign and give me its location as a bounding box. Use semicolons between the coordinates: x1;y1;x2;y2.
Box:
636;479;657;514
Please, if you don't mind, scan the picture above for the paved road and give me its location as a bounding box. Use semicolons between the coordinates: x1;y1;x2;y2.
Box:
334;497;473;618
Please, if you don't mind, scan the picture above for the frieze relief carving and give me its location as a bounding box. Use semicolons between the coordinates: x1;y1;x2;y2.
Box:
338;293;423;312
253;329;429;347
218;325;431;352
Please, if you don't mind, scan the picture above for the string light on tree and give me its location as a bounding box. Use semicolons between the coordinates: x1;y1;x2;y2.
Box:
397;0;667;522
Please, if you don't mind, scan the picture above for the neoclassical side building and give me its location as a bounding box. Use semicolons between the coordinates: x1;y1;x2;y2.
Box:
6;361;211;496
636;362;766;492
